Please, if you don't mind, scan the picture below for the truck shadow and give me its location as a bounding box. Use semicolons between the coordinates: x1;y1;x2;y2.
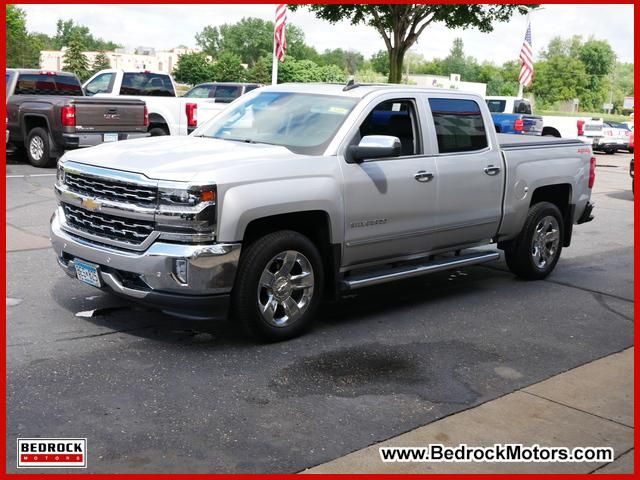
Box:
50;263;511;349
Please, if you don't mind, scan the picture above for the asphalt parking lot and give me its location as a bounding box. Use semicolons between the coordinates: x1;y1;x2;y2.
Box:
6;148;634;473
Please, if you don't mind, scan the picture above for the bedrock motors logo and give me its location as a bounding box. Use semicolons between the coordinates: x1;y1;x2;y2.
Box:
17;438;87;468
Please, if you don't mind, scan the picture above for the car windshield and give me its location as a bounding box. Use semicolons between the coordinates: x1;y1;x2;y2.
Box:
196;91;357;155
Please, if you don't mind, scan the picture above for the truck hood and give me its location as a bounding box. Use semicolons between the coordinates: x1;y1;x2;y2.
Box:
61;136;299;182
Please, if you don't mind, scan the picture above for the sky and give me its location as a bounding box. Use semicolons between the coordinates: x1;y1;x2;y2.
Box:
19;4;635;64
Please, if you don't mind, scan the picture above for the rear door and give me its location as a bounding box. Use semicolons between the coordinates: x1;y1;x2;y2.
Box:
425;96;504;250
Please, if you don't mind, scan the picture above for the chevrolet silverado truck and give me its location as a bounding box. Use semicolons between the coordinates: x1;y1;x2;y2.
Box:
6;69;149;167
50;83;595;341
83;69;229;136
485;96;543;135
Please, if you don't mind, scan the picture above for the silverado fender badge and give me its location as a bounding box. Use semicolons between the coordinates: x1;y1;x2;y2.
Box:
81;198;102;211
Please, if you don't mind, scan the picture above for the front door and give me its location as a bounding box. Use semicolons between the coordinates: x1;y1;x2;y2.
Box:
341;97;439;267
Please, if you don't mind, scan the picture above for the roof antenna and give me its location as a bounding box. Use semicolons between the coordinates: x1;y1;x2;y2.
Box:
343;77;358;91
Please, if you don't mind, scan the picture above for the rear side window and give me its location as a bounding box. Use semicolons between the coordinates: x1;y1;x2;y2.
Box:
119;73;174;97
513;100;532;114
14;73;83;96
486;100;506;113
429;98;488;154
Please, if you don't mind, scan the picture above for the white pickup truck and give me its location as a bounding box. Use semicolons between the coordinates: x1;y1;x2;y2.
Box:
83;69;227;136
51;83;596;341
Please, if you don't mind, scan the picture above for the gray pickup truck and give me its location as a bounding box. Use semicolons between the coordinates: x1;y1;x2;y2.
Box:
6;69;149;167
50;83;595;341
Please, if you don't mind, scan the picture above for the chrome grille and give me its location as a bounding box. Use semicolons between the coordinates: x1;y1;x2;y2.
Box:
63;204;154;245
64;171;158;205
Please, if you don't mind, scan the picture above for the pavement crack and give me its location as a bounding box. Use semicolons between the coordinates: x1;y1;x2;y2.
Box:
588;447;634;474
521;390;634;429
54;325;156;342
591;293;634;322
542;278;634;305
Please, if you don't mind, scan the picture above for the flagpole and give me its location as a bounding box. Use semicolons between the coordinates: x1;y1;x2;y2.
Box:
271;38;278;85
517;12;530;99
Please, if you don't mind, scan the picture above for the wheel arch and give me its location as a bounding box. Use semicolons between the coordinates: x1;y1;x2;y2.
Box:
529;183;573;247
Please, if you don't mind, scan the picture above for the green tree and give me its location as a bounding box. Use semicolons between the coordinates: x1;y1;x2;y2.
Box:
292;4;532;83
319;48;364;75
196;18;319;67
211;51;246;82
246;57;272;84
91;51;111;73
54;19;119;50
6;5;41;68
172;52;215;84
370;49;390;76
62;35;91;81
531;56;589;109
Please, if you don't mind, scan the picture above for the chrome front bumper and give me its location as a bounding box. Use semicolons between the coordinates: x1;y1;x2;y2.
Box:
50;207;240;318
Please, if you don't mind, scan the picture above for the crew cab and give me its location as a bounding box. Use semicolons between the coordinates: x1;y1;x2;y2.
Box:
50;83;595;341
6;69;149;167
485;96;542;135
83;69;229;136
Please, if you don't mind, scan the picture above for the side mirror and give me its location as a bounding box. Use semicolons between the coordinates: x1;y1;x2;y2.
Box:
347;135;402;163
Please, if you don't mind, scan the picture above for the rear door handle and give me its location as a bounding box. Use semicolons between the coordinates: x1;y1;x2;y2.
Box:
414;171;434;182
484;165;501;176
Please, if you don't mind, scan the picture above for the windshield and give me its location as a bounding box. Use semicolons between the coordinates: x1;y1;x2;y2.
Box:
196;91;358;155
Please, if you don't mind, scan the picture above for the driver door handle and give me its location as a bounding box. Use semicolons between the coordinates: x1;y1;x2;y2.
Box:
414;171;434;182
484;165;501;176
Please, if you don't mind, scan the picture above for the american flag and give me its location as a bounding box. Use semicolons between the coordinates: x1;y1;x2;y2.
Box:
274;4;287;62
518;21;534;87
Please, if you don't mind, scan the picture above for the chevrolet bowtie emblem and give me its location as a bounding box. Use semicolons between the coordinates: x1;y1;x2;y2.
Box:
81;198;102;211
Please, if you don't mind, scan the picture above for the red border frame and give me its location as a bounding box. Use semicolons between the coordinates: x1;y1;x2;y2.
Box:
2;1;637;478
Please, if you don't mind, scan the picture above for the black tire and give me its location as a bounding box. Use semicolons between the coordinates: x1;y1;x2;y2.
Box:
231;230;324;342
503;202;564;280
148;126;169;136
25;127;55;167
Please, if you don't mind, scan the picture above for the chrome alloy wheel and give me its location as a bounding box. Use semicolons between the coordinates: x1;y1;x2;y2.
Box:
257;250;315;327
531;215;560;269
29;135;45;161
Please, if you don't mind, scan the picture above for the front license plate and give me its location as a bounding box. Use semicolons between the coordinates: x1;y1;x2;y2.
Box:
104;133;119;143
74;259;102;287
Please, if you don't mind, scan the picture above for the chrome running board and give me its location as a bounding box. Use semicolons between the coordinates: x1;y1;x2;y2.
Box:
340;251;500;291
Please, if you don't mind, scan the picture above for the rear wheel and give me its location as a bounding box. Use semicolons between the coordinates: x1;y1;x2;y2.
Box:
231;230;324;342
504;202;564;280
148;126;169;136
26;127;55;167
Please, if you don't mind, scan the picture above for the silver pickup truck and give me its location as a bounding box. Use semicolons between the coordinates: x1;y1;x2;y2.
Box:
50;83;595;341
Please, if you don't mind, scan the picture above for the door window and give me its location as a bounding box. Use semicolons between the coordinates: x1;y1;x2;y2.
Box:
184;85;213;98
428;98;488;154
84;72;115;96
357;99;420;156
119;72;175;96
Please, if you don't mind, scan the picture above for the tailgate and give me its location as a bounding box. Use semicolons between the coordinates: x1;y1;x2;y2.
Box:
72;98;146;131
522;115;543;135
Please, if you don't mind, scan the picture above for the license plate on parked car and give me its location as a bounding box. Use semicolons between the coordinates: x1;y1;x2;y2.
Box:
74;259;102;287
104;133;119;143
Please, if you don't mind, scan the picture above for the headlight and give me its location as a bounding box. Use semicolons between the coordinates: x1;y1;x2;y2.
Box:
156;182;217;242
56;159;66;186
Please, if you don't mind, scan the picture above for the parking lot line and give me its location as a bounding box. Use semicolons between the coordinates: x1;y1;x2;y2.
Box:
6;173;56;178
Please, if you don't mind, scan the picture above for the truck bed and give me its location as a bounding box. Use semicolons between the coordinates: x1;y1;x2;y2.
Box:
498;133;585;149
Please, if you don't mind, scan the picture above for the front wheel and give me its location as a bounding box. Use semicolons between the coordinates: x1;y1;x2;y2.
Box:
231;230;324;342
503;202;564;280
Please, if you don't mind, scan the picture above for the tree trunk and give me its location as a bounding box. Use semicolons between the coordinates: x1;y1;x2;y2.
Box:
388;47;406;84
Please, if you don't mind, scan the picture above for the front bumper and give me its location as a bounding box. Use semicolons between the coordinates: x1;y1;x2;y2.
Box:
50;208;240;319
62;132;150;148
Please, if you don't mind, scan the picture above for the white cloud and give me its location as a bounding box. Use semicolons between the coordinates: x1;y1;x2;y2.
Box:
19;4;634;63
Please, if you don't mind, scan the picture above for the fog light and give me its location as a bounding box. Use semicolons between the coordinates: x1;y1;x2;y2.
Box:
175;259;188;284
